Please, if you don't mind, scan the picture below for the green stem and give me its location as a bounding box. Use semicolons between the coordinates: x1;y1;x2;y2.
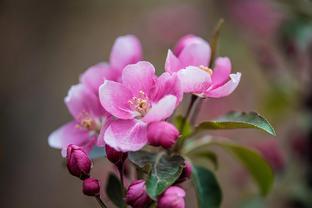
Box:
95;196;107;208
118;165;126;202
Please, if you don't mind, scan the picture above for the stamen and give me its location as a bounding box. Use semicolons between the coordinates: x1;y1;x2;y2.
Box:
199;65;213;75
128;90;151;117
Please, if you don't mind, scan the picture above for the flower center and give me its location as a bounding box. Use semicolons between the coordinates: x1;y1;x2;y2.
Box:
199;65;213;75
128;90;150;117
76;111;99;131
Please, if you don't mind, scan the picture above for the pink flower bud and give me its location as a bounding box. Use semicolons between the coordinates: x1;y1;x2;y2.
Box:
126;180;152;208
105;145;128;169
66;144;91;179
158;186;185;208
176;160;192;183
82;178;100;196
147;121;179;149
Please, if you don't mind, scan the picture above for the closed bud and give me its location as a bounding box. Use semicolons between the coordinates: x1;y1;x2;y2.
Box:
105;145;128;169
157;186;185;208
147;121;179;149
176;160;192;183
82;178;100;196
66;144;91;179
126;180;152;208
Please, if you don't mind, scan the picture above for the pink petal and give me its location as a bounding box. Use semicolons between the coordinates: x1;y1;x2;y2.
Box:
174;34;207;56
205;72;241;98
211;57;232;87
96;116;113;147
177;66;211;93
121;61;156;96
178;40;211;68
104;119;147;152
79;62;118;93
109;35;142;74
99;80;134;119
149;72;183;104
143;95;177;123
165;50;182;73
65;84;104;120
48;121;89;155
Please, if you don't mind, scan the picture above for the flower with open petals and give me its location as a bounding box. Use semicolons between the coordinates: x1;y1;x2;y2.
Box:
48;83;110;156
165;35;241;98
99;61;182;152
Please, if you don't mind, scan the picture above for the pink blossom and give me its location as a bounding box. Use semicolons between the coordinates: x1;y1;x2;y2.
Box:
157;186;186;208
82;178;100;196
165;35;241;98
99;61;182;152
126;180;152;208
48;35;142;156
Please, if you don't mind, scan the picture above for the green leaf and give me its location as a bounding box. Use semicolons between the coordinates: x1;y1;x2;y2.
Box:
129;151;185;199
173;115;192;138
194;112;276;136
192;165;222;208
105;173;125;208
214;141;274;196
189;151;218;170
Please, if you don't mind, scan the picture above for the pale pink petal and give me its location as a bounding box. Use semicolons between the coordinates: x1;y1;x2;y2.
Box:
96;116;113;147
143;95;177;123
205;72;241;98
104;119;147;152
109;35;142;74
79;62;118;93
48;121;89;155
99;81;134;119
65;84;104;120
178;41;211;68
177;66;211;93
211;57;232;87
165;50;182;73
121;61;156;96
174;34;207;56
149;72;183;104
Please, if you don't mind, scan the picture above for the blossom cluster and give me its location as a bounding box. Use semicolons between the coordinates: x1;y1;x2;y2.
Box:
48;34;241;208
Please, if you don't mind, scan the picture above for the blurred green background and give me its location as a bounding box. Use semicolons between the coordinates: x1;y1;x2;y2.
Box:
0;0;311;207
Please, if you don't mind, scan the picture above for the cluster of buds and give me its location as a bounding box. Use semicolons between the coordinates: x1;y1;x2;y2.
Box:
66;144;100;197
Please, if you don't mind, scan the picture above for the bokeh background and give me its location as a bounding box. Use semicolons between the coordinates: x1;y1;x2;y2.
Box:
0;0;311;207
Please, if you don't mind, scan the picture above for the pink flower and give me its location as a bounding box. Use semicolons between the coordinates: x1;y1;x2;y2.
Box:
99;61;182;152
147;121;180;149
48;83;110;156
157;186;186;208
126;180;152;208
48;35;142;156
165;35;241;98
105;144;128;169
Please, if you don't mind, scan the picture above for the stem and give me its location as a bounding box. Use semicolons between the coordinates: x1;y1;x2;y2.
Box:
118;165;126;199
95;196;107;208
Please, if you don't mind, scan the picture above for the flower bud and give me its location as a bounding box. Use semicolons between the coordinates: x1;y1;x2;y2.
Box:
126;180;152;208
147;121;179;149
157;186;185;208
66;144;91;179
82;178;100;196
176;160;192;183
105;145;128;169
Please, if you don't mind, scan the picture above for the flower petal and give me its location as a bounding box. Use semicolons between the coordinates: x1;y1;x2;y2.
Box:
177;66;211;93
79;62;118;93
109;35;142;74
65;84;104;120
149;72;183;104
96;116;113;147
205;72;241;98
121;61;156;96
174;34;207;56
165;50;181;73
143;95;177;123
211;57;232;87
178;40;211;68
48;121;89;155
104;120;147;152
99;80;134;119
